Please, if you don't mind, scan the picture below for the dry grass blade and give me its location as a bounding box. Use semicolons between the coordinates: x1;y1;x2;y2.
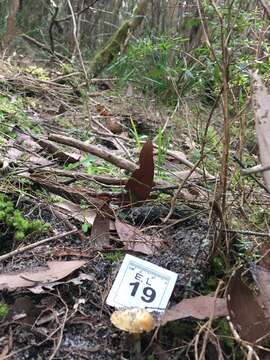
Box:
252;71;270;191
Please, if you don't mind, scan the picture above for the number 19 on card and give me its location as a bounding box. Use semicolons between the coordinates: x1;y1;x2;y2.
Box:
106;255;178;311
129;281;156;303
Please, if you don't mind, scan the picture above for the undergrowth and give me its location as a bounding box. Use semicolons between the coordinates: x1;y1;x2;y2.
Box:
0;193;47;243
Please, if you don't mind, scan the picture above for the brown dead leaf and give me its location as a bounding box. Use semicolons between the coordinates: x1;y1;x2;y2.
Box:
55;200;96;224
0;260;86;291
30;272;94;294
252;72;270;191
55;200;116;231
161;295;228;325
115;218;163;255
96;103;112;116
125;140;154;203
226;268;270;343
259;243;270;270
104;118;123;134
90;204;111;248
252;265;270;319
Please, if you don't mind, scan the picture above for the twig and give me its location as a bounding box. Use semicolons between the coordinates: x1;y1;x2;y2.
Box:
35;167;126;186
48;290;69;360
227;317;260;360
258;0;270;18
233;155;270;193
56;0;99;23
48;133;137;171
198;281;223;360
67;0;89;85
48;0;59;55
21;34;71;63
241;163;270;175
0;230;77;262
160;147;215;179
223;228;270;237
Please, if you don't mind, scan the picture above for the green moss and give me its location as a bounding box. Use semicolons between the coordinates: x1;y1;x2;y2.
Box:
0;193;48;246
104;251;124;263
0;302;9;319
89;21;130;78
23;65;49;80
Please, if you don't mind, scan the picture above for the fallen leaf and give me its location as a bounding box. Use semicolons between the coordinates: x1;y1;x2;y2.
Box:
252;72;270;191
55;200;116;231
125;140;154;203
160;295;228;325
251;265;270;319
90;205;111;248
115;218;163;255
55;200;96;224
111;308;155;333
0;260;86;291
259;243;270;270
30;272;94;294
96;103;112;116
226;268;270;343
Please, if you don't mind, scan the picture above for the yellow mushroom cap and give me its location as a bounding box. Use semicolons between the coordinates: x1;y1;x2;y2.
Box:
110;308;156;333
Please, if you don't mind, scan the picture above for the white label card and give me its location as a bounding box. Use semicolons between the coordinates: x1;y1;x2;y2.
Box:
106;254;178;312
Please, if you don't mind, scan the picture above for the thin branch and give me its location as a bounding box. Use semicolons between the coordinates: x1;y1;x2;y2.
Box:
48;0;59;55
241;164;270;175
67;0;89;85
0;230;78;262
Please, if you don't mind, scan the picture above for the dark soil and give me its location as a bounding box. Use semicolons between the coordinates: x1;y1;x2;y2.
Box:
0;206;212;359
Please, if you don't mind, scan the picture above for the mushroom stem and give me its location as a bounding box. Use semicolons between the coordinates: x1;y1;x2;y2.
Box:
130;333;141;360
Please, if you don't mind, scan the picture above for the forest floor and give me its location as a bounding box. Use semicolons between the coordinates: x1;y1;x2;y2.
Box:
0;61;268;360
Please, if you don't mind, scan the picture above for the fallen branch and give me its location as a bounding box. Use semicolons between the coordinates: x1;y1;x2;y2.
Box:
36;138;81;164
35;167;126;186
223;228;270;237
48;133;138;172
233;155;270;193
29;176;107;207
0;230;78;262
241;163;270;175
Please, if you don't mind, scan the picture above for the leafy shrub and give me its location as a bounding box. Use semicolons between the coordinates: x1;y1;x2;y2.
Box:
107;35;186;104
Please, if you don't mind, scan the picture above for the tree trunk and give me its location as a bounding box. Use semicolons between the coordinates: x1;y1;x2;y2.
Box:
88;0;148;78
1;0;20;50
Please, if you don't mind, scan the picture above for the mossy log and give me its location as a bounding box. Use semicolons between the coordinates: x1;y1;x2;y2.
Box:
89;0;148;78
